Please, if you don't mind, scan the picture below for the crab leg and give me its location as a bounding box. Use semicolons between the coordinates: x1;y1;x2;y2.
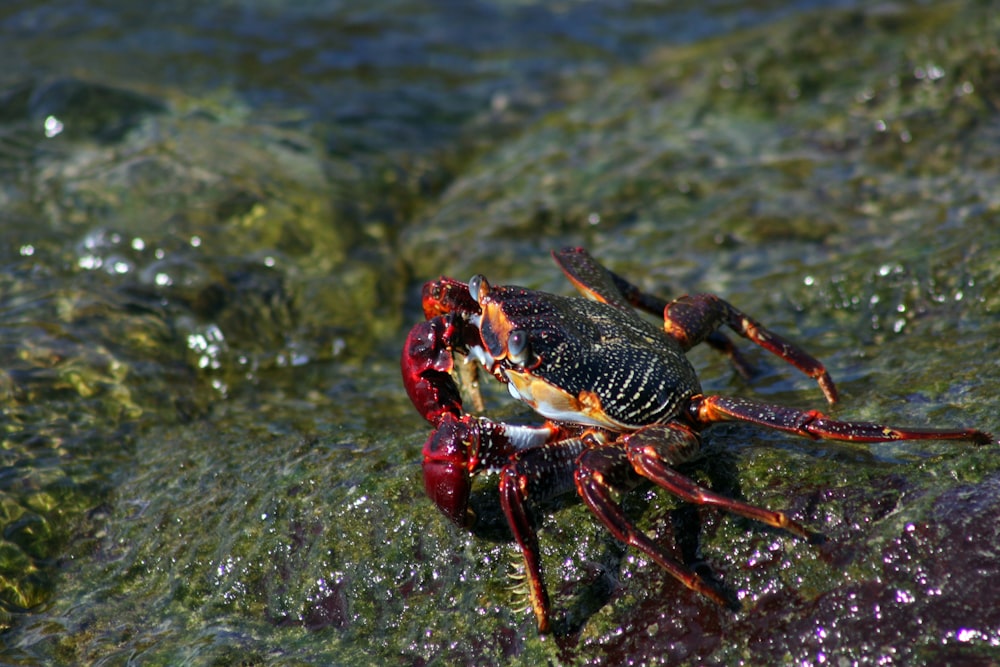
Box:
622;422;819;541
690;394;995;445
498;436;589;633
606;271;757;380
662;294;839;404
423;414;568;527
574;443;736;610
553;246;754;379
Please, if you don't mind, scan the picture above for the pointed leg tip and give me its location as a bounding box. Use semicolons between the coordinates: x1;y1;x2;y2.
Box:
975;430;996;446
701;579;742;613
714;586;743;613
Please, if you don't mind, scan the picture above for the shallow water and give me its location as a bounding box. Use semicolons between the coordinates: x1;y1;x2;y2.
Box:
1;0;999;664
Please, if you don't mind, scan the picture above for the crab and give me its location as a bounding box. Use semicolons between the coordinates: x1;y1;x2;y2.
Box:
400;246;993;633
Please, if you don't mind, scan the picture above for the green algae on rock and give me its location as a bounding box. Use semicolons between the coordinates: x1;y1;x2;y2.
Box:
0;0;998;665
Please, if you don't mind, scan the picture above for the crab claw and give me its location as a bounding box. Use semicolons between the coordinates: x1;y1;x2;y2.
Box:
401;318;463;424
422;413;478;527
422;276;481;320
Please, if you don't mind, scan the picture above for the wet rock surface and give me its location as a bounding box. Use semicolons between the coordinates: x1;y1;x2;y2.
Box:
0;1;998;664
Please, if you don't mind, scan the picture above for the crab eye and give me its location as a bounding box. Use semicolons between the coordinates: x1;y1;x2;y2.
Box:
468;274;489;304
507;329;531;365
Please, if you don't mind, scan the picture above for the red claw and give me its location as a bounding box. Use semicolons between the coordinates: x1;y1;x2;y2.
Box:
401;317;463;424
422;413;478;527
422;277;480;320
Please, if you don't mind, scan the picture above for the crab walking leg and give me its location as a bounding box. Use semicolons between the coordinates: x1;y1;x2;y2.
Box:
602;271;755;379
498;437;589;633
662;294;839;404
690;394;995;445
622;423;819;542
574;445;735;611
552;246;754;379
608;273;756;380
